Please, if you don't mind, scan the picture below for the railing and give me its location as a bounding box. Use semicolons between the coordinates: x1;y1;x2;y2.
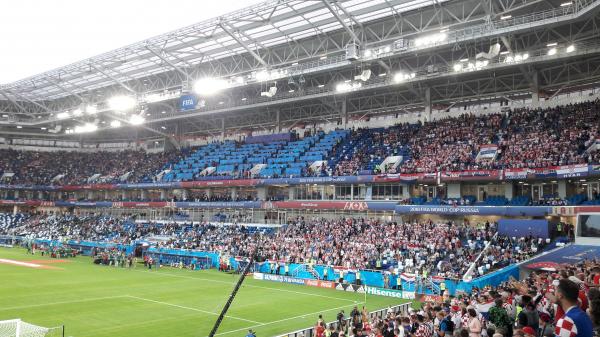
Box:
275;302;412;337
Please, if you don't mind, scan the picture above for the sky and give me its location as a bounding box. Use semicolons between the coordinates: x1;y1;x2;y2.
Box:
0;0;263;84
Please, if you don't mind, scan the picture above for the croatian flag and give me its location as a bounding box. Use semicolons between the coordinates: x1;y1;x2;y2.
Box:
400;273;416;282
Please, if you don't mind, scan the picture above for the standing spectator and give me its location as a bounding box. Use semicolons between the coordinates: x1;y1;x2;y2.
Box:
488;299;512;337
554;279;594;337
467;309;482;337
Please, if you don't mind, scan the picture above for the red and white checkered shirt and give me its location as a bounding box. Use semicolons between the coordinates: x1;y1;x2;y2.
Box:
555;315;578;337
414;322;434;337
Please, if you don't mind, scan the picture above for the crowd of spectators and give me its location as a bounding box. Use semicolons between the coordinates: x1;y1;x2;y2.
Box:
1;214;551;280
325;258;599;337
399;113;503;174
497;100;600;169
0;149;183;185
0;101;598;186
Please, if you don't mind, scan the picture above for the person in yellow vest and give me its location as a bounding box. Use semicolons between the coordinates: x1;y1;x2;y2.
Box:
396;274;402;290
284;263;289;276
323;267;329;280
356;271;361;285
440;281;446;297
376;259;382;269
339;269;345;283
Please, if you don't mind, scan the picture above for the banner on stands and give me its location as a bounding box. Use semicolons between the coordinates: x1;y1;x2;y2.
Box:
556;164;589;178
394;205;550;216
441;170;499;181
335;283;366;293
305;280;336;289
365;286;415;299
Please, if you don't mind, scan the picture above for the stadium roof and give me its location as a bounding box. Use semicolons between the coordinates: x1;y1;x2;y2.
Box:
1;0;599;142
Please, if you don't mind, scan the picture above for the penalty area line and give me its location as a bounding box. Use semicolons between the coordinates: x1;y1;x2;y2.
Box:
125;295;263;325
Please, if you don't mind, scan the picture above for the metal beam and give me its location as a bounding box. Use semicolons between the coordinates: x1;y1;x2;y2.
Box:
218;22;269;67
45;77;87;102
321;0;361;44
4;89;51;113
145;46;189;79
89;64;137;94
0;90;28;114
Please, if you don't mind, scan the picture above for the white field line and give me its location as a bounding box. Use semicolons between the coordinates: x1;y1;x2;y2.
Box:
0;295;129;311
215;301;365;336
130;269;357;303
125;295;262;325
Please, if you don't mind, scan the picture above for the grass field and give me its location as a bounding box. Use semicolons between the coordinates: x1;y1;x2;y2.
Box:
0;248;408;337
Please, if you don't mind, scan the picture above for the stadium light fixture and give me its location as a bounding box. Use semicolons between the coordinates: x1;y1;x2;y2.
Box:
40;127;47;130
378;73;387;77
546;42;558;47
566;45;575;53
499;51;509;55
1;114;8;118
161;126;167;130
255;70;270;81
453;64;462;72
363;49;373;58
129;115;145;125
110;120;121;128
414;32;447;47
522;53;529;60
193;78;228;96
72;108;83;117
108;95;137;111
16;125;22;129
560;1;573;6
57;112;70;119
74;123;98;134
86;105;98;115
241;97;247;101
317;84;325;88
393;72;416;82
288;89;295;93
547;48;557;56
336;81;362;93
320;55;327;60
500;15;512;20
383;46;391;53
459;58;469;62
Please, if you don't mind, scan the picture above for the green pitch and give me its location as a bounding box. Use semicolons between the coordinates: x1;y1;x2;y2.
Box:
0;248;408;337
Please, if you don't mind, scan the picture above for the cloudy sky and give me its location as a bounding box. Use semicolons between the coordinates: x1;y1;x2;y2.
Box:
0;0;262;84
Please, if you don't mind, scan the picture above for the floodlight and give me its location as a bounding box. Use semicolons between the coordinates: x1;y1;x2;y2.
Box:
86;105;98;114
193;78;228;96
129;115;145;125
547;48;557;56
57;112;70;119
566;45;575;53
110;120;122;128
108;95;137;111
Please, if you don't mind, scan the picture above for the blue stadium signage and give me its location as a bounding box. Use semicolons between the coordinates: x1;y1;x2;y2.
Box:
179;94;198;111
